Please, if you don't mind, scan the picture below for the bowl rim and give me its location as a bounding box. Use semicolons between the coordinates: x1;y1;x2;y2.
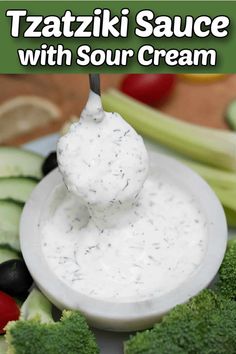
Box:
20;150;228;331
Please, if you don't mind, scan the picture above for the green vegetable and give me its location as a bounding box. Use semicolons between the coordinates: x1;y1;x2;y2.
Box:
5;288;99;354
102;89;236;226
225;99;236;131
223;207;236;227
0;147;43;180
0;246;20;264
216;237;236;300
0;177;38;203
181;159;236;190
213;187;236;211
0;200;23;252
212;187;236;227
176;160;236;226
125;239;236;354
125;290;236;354
102;89;236;172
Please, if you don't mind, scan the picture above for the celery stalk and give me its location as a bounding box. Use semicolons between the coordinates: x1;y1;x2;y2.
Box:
171;158;236;226
212;187;236;211
224;207;236;227
212;187;236;227
177;160;236;226
102;90;236;172
102;89;236;226
181;159;236;190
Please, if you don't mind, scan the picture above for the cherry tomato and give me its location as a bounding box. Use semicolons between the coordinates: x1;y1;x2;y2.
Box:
0;291;20;333
120;74;176;105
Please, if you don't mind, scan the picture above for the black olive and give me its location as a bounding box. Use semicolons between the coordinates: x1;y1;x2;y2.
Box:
0;259;33;297
42;151;58;176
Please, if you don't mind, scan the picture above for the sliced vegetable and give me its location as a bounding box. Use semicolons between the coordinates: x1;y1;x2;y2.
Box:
213;186;236;227
0;247;20;264
0;177;37;203
120;74;176;105
0;260;33;298
0;200;23;252
213;187;236;218
224;207;236;228
0;291;20;334
175;160;236;227
42;151;58;176
0;147;43;179
225;99;236;131
179;74;226;82
102;89;236;172
181;159;236;190
182;162;236;227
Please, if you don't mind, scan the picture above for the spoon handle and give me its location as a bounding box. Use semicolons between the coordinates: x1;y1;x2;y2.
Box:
89;74;101;96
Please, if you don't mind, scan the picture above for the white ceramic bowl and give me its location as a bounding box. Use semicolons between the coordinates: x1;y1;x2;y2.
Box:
20;150;227;332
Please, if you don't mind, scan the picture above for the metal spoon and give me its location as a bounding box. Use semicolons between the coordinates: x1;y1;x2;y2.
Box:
89;74;101;96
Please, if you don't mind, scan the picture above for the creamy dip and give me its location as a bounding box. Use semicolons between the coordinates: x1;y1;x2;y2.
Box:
40;91;207;303
41;169;207;302
57;91;149;228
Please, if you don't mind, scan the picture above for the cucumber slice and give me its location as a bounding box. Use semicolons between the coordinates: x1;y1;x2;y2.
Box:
0;147;43;179
0;177;37;203
225;99;236;131
0;200;23;252
0;246;20;263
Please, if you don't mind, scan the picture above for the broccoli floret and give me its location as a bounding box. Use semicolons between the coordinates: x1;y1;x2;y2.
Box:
5;289;99;354
216;237;236;300
125;290;236;354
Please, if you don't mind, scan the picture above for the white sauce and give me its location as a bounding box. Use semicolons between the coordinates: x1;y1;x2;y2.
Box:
57;91;149;228
41;91;207;303
41;171;207;302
